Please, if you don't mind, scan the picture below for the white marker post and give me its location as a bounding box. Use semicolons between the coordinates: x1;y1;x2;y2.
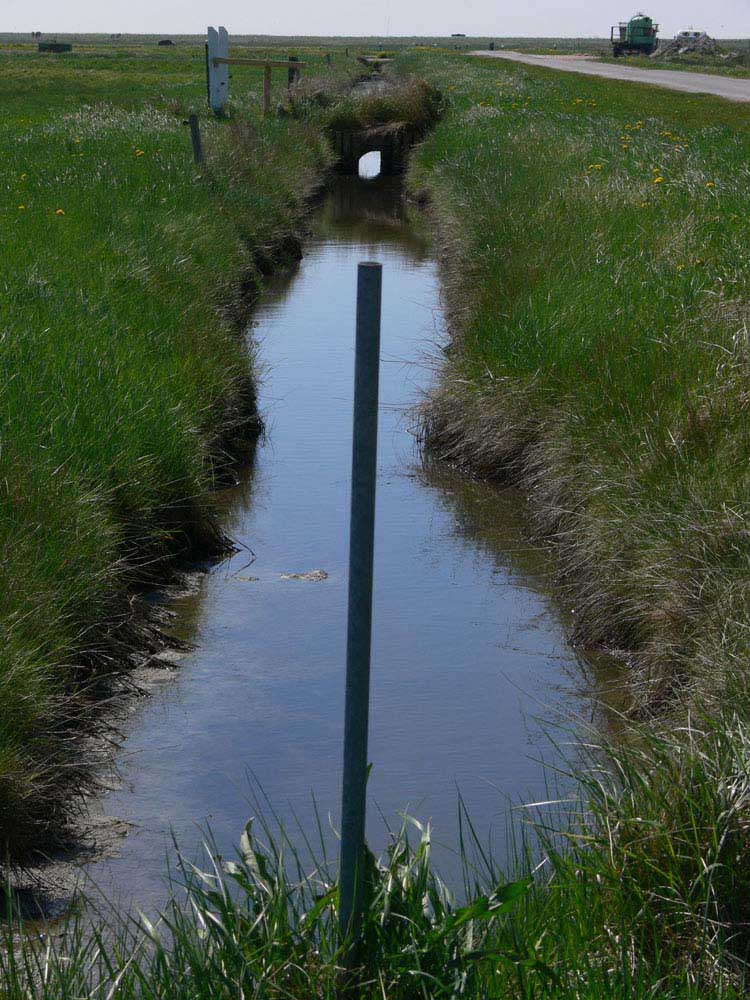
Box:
207;26;229;115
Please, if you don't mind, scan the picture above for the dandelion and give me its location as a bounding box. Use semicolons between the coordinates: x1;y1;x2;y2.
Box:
20;172;27;179
653;176;664;184
17;205;25;210
587;163;603;171
622;144;629;150
134;149;145;157
55;208;65;215
706;181;715;188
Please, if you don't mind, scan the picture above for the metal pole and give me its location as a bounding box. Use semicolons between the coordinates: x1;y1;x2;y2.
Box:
339;262;382;948
187;114;204;164
263;64;272;113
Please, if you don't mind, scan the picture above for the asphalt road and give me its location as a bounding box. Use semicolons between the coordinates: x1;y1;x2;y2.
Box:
472;50;750;103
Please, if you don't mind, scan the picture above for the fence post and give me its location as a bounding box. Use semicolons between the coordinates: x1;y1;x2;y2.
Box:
339;262;382;951
187;114;204;163
288;54;300;88
207;25;229;115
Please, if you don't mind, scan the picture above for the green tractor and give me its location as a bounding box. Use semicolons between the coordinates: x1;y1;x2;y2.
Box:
611;13;659;57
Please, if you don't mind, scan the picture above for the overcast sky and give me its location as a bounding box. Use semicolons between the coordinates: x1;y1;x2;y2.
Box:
5;0;748;39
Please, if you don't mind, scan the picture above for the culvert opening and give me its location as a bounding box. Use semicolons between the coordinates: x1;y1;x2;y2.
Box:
358;150;381;180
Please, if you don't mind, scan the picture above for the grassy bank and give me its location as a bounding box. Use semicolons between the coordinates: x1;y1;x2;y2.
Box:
392;50;750;990
405;51;750;717
0;42;341;857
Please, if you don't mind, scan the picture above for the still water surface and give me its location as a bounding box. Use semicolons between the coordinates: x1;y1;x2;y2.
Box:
85;175;587;907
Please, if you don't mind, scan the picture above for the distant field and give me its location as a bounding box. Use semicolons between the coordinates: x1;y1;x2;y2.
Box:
0;32;609;53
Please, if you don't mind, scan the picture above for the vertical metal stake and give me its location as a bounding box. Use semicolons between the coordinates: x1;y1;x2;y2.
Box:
263;65;272;113
187;114;203;164
339;262;382;948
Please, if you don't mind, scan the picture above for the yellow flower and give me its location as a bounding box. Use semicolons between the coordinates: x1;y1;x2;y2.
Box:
20;172;27;179
587;163;603;171
653;176;664;184
621;144;629;150
135;149;145;157
17;205;25;210
55;208;65;215
651;167;661;173
73;138;80;143
706;181;715;188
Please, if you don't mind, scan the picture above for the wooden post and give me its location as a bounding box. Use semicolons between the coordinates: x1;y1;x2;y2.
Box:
187;114;203;163
263;64;272;113
207;26;229;115
288;54;299;88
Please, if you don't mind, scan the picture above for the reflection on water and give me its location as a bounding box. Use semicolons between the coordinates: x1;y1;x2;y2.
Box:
81;176;591;910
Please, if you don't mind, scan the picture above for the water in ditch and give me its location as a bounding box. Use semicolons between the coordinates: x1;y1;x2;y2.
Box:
80;170;591;911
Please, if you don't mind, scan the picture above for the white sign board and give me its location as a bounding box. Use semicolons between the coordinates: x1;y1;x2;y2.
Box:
207;26;229;114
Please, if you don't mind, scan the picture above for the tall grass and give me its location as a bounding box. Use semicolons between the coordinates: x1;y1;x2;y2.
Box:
4;719;750;998
406;51;750;718
0;43;339;857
